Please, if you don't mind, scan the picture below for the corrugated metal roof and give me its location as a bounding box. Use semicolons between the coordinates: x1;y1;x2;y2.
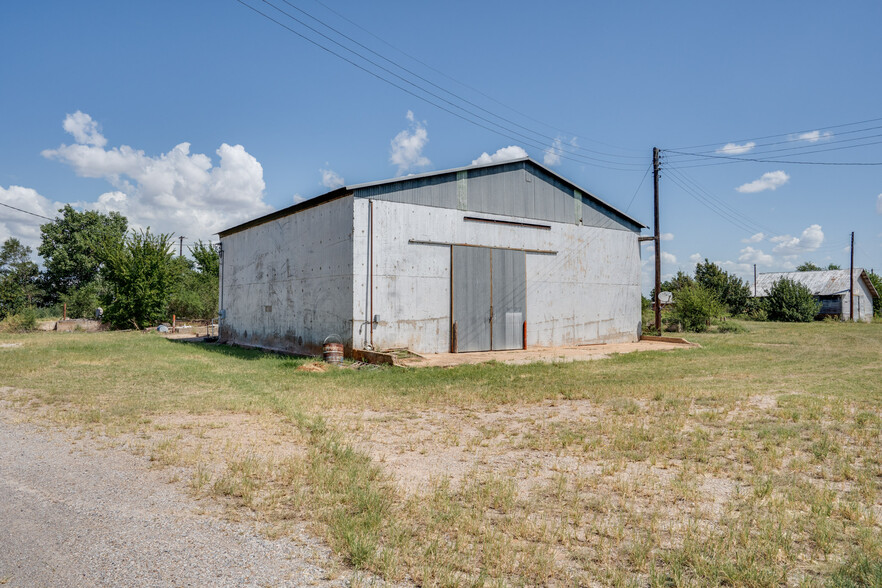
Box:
754;269;879;299
219;157;646;237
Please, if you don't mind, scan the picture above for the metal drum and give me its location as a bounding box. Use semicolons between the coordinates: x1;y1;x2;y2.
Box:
322;335;344;364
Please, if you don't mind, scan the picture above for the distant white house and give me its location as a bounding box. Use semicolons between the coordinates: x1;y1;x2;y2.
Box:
753;269;878;322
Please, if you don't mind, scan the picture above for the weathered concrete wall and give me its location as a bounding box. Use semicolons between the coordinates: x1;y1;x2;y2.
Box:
841;280;875;322
220;196;354;355
352;198;641;354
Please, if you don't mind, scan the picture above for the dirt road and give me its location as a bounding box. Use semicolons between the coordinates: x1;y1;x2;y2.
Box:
0;412;345;587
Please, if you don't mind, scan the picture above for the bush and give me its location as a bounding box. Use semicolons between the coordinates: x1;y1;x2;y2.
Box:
0;307;38;332
669;284;724;332
61;282;103;319
716;320;746;333
765;277;820;322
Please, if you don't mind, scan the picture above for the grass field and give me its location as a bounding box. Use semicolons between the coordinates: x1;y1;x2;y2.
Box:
1;321;881;586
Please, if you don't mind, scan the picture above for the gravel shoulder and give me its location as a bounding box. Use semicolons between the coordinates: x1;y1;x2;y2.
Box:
0;409;349;588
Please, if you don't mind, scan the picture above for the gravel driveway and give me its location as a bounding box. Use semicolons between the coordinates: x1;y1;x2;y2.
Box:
0;412;350;587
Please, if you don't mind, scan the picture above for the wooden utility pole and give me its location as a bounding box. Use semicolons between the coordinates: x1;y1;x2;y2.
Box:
653;147;661;333
754;264;757;296
850;231;854;321
179;235;186;257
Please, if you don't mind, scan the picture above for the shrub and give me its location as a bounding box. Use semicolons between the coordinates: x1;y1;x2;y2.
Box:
670;284;724;332
765;277;820;322
61;282;103;319
0;307;38;332
716;320;746;333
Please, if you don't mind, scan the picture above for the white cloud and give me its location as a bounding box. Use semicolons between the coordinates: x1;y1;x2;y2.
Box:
472;145;528;166
736;170;790;194
319;166;344;190
660;232;674;241
795;130;832;143
770;224;824;255
742;232;765;243
544;138;562;166
0;185;63;251
716;141;755;155
292;193;305;204
662;251;677;264
738;246;774;266
389;110;430;176
689;253;702;263
62;111;107;148
42;113;270;241
877;193;882;214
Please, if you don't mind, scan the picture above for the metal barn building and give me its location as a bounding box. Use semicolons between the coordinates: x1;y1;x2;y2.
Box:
217;157;647;356
754;269;879;322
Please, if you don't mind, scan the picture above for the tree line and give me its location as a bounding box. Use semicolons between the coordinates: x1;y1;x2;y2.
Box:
0;205;219;330
647;259;882;333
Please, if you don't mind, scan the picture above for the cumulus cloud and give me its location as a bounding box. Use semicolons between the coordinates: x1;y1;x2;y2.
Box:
542;136;576;167
389;110;430;176
544;138;563;166
41;112;270;241
736;170;790;194
62;111;107;147
320;166;344;190
795;130;832;143
689;253;702;263
660;232;674;241
770;224;824;255
716;141;755;155
0;185;63;251
472;145;528;166
742;232;765;243
738;246;774;266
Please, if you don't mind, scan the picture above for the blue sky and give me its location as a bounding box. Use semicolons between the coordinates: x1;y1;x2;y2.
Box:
2;1;881;291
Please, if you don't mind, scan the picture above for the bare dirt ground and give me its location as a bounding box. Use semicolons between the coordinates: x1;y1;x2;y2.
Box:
395;339;697;368
0;407;353;588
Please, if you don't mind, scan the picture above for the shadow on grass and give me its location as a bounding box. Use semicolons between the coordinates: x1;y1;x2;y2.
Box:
165;337;315;362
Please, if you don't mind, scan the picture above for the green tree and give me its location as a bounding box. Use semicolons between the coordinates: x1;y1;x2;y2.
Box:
167;241;219;320
765;277;820;322
190;240;219;277
0;238;40;319
826;263;842;270
669;284;723;332
99;229;175;329
38;204;127;301
694;259;751;315
866;270;882;317
796;261;822;271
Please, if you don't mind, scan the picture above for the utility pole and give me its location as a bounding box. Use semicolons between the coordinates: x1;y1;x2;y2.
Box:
179;235;186;257
754;264;757;296
850;231;854;321
653;147;661;333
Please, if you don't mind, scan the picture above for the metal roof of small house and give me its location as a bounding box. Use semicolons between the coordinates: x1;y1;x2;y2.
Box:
754;269;879;299
219;157;646;237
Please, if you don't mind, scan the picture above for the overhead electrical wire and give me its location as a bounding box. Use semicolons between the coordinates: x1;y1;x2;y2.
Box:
668;116;882;151
0;201;54;221
624;162;652;213
237;0;645;170
309;0;643;156
276;0;644;161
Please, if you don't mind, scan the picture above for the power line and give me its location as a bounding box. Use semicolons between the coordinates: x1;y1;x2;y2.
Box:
662;142;882;167
0;201;54;221
624;162;652;213
311;0;643;156
275;0;643;162
668;116;882;151
238;0;644;170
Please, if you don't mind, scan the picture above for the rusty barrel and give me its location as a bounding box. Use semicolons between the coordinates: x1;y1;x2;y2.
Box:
322;342;344;364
